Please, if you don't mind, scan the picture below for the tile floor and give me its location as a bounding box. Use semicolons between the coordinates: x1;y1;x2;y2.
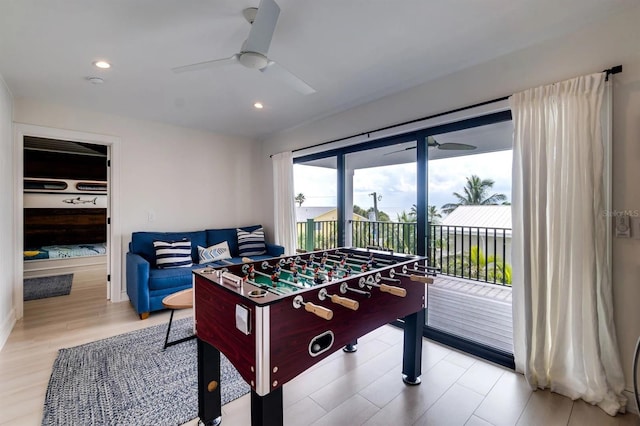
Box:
1;269;638;426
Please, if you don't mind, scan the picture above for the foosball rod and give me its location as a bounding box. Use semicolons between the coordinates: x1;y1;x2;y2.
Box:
388;268;434;284
339;282;372;298
412;262;441;275
250;269;308;290
335;250;395;265
359;276;406;297
303;258;354;275
292;295;333;320
324;252;382;266
245;279;288;296
318;252;365;266
260;260;314;280
318;288;359;311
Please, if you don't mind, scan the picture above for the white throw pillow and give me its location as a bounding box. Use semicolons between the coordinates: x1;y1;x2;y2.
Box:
198;241;232;264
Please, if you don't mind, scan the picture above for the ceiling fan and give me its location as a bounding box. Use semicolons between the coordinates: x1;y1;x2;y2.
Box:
384;136;476;156
172;0;316;95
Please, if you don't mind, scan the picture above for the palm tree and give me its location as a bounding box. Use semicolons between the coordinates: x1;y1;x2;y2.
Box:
441;175;507;214
428;205;442;224
295;193;306;207
396;210;414;223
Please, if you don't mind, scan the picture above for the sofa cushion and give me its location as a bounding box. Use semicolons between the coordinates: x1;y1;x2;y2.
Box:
198;241;231;264
148;264;208;291
154;239;193;269
131;231;206;265
206;225;261;257
237;227;267;256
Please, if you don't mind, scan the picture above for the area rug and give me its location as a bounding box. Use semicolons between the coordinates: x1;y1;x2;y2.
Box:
42;317;250;425
24;274;73;301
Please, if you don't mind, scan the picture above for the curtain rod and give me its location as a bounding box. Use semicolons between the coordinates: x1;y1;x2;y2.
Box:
271;65;622;157
287;95;509;155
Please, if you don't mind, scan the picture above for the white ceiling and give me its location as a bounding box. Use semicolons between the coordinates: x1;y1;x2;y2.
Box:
0;0;634;140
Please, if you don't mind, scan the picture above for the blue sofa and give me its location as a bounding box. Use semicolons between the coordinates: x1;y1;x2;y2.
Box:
126;225;284;319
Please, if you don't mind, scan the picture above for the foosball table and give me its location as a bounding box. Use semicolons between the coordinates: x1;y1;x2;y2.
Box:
193;247;435;426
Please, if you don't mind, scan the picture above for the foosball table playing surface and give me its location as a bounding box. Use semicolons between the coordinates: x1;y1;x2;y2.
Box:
193;247;435;426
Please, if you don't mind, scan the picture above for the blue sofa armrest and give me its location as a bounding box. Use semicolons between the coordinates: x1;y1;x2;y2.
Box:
126;252;151;317
266;243;285;257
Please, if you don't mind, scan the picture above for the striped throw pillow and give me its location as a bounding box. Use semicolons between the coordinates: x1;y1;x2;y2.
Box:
237;228;266;256
198;241;231;264
153;239;193;269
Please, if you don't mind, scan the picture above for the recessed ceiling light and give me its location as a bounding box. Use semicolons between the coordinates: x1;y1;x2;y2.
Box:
86;77;104;84
254;102;264;109
93;61;111;69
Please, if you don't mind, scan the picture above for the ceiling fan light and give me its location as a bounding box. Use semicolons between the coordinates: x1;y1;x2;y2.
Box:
239;52;269;70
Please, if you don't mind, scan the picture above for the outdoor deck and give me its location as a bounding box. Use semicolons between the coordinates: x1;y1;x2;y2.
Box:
428;276;513;353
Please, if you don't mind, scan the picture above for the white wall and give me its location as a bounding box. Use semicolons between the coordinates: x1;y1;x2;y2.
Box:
0;75;15;348
13;99;265;302
261;5;640;393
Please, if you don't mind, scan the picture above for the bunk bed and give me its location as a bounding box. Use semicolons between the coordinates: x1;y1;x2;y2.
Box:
23;137;108;278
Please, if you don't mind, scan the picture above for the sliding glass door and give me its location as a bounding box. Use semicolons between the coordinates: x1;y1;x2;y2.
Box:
292;109;515;368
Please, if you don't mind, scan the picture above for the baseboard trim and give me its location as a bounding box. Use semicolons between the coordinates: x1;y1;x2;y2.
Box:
0;307;16;351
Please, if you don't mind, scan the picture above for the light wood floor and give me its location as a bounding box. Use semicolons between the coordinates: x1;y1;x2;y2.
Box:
1;269;638;426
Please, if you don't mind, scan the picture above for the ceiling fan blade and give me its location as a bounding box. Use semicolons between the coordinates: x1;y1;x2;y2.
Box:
244;0;280;56
172;55;239;74
384;146;416;156
437;142;477;151
260;60;316;95
427;136;476;150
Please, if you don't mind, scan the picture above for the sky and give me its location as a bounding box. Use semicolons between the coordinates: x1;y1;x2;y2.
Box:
294;150;512;220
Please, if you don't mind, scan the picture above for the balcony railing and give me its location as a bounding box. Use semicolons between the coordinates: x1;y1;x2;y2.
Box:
351;220;417;255
430;225;511;286
296;220;338;252
296;219;512;286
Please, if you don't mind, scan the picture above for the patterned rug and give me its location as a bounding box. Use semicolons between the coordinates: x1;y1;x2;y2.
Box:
42;317;249;425
24;274;73;301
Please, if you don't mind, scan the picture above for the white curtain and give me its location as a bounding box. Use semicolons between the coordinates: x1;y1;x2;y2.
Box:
272;151;297;255
511;72;626;415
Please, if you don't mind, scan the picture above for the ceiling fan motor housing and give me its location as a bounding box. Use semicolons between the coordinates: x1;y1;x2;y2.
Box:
239;51;269;69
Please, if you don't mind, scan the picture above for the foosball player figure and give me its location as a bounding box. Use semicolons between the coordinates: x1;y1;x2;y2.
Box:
327;269;334;281
290;262;299;283
248;265;255;280
368;253;377;268
340;254;348;266
271;265;281;285
360;263;368;272
344;265;352;277
313;271;324;285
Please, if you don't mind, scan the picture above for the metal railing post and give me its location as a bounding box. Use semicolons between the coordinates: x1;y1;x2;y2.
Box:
305;219;315;251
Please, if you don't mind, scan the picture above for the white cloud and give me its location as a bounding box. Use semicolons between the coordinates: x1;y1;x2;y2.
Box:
294;150;512;218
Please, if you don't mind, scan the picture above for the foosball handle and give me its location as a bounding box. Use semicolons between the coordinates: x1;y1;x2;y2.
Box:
410;275;434;284
305;302;334;320
242;257;253;263
380;284;407;297
330;294;359;311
